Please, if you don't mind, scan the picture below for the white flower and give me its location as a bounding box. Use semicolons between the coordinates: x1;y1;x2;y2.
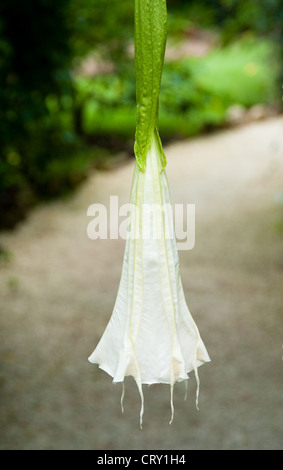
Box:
88;134;210;427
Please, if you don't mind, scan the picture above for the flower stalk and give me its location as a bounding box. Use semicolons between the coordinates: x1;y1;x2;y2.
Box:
134;0;167;172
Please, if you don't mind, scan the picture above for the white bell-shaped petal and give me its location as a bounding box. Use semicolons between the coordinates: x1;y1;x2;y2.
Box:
88;134;210;426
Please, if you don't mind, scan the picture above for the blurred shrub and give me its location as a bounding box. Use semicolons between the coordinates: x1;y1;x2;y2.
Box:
68;0;134;67
0;0;281;230
0;0;136;229
168;0;283;91
0;1;63;219
76;37;277;141
0;0;90;229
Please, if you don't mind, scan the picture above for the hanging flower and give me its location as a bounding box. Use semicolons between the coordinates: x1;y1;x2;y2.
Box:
88;133;210;427
88;0;210;427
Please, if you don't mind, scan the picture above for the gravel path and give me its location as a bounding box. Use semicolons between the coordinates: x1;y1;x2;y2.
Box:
1;117;283;450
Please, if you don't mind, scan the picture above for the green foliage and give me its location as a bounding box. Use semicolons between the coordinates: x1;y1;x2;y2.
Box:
0;0;136;230
67;0;134;65
184;38;277;107
76;37;277;141
0;0;282;229
167;0;283;88
0;0;85;228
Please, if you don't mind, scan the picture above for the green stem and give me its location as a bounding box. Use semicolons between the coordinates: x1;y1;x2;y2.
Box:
134;0;167;172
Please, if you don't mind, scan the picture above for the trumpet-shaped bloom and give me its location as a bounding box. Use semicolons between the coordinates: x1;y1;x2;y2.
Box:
88;135;210;426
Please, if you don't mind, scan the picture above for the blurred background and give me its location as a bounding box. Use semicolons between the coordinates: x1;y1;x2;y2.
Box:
0;0;282;229
0;0;283;450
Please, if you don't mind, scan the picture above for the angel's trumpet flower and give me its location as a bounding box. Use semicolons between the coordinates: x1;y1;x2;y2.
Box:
88;0;210;427
88;134;210;427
